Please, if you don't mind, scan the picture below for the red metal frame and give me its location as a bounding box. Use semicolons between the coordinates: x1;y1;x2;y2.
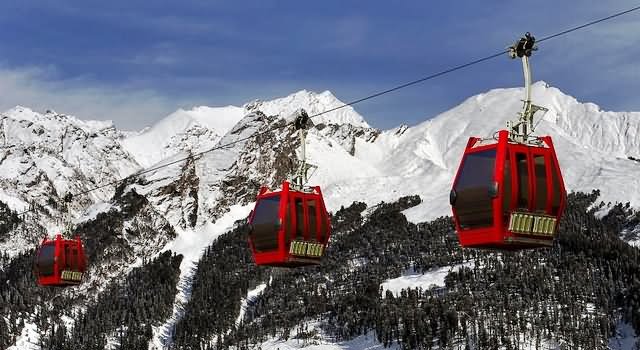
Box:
35;234;87;286
451;130;566;249
248;181;331;267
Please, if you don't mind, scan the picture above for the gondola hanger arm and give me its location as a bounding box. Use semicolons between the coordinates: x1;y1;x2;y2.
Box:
507;32;548;145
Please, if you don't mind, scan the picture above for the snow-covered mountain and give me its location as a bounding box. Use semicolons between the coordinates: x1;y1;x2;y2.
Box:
121;105;246;168
0;107;140;255
1;84;639;349
339;81;640;224
4;84;638;237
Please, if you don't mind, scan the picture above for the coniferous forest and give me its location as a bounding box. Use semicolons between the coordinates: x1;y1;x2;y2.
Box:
170;190;640;349
1;190;639;349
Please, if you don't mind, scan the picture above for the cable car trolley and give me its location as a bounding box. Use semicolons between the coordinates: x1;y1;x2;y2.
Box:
450;33;567;249
248;109;331;267
35;234;87;286
34;194;88;286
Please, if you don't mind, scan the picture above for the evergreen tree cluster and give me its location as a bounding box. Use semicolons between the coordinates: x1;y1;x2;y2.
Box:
2;190;639;349
0;187;179;349
75;188;176;266
39;250;183;350
0;249;46;349
170;222;269;349
171;191;640;349
0;200;22;241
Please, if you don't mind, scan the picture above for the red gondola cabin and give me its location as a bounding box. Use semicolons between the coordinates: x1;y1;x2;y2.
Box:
249;181;331;267
450;130;566;249
35;234;87;286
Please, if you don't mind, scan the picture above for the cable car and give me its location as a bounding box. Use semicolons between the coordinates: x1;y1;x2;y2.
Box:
35;234;87;286
450;33;567;249
249;181;331;267
450;130;566;249
248;109;332;267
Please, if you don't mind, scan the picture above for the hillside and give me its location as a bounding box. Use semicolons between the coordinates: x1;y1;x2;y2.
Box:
0;84;639;349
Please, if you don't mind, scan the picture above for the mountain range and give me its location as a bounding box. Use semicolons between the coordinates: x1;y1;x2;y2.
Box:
0;82;639;349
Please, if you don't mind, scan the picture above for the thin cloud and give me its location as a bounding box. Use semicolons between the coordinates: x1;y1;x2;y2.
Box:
0;65;178;130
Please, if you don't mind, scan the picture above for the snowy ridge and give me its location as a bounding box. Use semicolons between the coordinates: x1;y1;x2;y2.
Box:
3;106;113;132
249;90;370;128
0;106;139;251
120;105;245;168
5;84;638;230
317;81;640;224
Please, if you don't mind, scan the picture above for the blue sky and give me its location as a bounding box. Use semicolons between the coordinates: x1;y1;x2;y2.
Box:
0;1;638;130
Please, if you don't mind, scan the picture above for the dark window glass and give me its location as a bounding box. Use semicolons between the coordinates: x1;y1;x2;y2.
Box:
251;196;281;252
502;152;512;219
70;248;78;270
516;153;529;209
285;201;292;247
307;200;317;240
319;211;327;244
295;198;304;239
37;244;56;277
551;160;562;215
64;245;71;269
453;149;496;229
534;155;548;212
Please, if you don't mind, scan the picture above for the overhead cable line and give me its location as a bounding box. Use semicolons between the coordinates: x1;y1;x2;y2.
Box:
12;4;640;217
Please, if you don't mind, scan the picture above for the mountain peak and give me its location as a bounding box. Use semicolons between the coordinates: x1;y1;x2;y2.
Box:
254;89;370;128
164;105;245;133
3;105;114;132
120;105;245;168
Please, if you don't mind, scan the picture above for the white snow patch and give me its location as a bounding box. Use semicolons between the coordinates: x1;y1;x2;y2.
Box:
6;318;41;350
256;324;397;350
74;201;116;223
381;262;473;298
609;321;639;350
0;191;29;212
163;203;253;272
235;283;267;327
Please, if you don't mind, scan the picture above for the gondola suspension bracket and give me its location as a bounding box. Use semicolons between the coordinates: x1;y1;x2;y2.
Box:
506;33;548;145
290;109;317;191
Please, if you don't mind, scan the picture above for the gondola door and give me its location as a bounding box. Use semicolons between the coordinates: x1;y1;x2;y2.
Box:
285;191;325;266
503;143;561;246
512;147;533;213
530;148;551;214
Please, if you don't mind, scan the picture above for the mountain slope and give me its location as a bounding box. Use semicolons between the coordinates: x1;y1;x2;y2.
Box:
332;81;640;223
247;90;370;128
1;85;639;350
120;105;246;168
